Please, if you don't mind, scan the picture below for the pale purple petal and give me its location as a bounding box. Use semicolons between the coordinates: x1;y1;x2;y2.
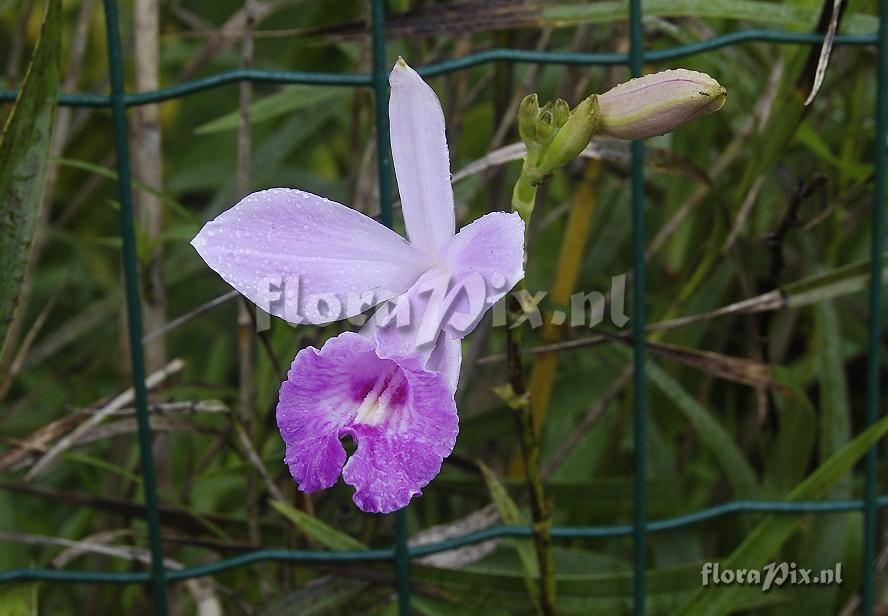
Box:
276;331;457;513
426;333;462;394
367;315;462;394
440;211;525;302
389;59;455;258
366;211;524;352
437;211;526;336
191;188;431;325
365;268;451;357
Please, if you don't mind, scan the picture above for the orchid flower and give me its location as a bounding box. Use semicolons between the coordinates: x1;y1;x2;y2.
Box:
191;59;525;513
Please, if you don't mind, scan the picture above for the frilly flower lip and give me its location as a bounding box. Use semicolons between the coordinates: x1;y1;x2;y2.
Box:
276;332;458;514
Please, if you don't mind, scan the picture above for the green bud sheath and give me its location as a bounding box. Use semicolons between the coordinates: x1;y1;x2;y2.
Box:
536;109;556;147
553;99;570;129
598;69;726;140
538;94;600;172
518;93;539;145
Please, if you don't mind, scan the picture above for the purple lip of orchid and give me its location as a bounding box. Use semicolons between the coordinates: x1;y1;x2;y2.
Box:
190;58;525;513
277;331;459;513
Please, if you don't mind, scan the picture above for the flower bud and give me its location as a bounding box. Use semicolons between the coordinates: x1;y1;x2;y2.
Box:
539;94;600;172
536;109;555;146
598;69;726;140
552;98;570;129
518;93;539;145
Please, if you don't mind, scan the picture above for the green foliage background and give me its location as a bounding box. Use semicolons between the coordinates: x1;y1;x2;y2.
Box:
0;0;886;613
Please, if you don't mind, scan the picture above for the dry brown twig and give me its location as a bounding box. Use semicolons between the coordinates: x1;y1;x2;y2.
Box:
0;530;223;615
2;418;210;473
143;290;239;342
0;401;224;472
234;422;286;503
0;289;60;400
79;400;229;417
176;1;292;81
477;289;786;364
24;359;186;479
0;414;83;472
0;478;259;537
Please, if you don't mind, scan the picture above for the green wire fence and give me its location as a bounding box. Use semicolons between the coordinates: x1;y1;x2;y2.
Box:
0;0;886;614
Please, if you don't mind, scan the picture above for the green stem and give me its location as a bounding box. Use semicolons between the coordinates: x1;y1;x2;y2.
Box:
508;166;556;616
512;162;539;227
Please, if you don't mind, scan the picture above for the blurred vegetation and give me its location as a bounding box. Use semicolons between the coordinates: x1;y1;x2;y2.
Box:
0;0;886;614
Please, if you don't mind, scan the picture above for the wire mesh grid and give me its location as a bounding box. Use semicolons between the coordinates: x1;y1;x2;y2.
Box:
0;0;885;614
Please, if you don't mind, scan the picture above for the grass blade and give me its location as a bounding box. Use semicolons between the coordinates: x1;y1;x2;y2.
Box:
270;500;368;551
645;358;758;497
478;462;541;610
194;86;341;135
0;0;60;356
677;413;888;614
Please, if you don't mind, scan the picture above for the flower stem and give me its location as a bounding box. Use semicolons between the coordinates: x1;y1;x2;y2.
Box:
508;166;557;615
511;161;539;229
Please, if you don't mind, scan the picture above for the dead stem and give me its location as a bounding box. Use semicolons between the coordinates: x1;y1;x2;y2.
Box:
237;0;261;548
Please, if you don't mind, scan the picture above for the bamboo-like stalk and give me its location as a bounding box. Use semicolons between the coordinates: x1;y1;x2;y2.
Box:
237;0;261;547
507;158;601;489
132;0;166;368
507;157;557;616
132;0;170;491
